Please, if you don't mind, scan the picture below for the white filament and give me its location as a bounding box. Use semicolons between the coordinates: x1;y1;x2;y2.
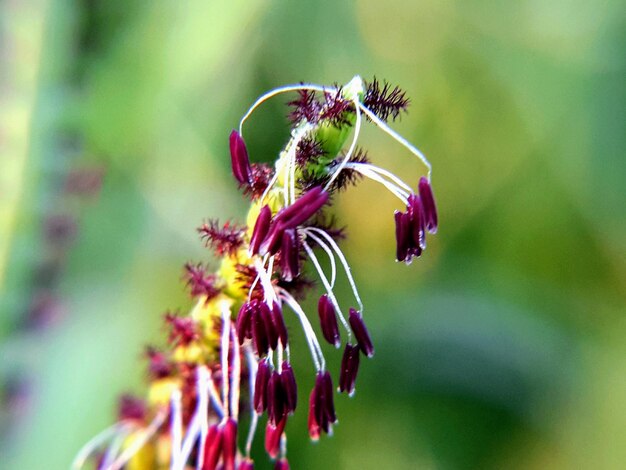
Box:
279;288;325;371
107;409;167;470
72;422;135;469
302;240;351;341
358;102;432;179
303;229;337;287
230;327;241;420
305;226;364;313
244;345;260;456
170;389;183;468
220;303;231;410
346;164;409;204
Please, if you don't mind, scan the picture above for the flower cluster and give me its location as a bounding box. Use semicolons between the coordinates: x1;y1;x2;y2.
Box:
74;76;437;470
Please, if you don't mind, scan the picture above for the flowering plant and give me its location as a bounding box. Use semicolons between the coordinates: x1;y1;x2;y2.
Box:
74;75;437;470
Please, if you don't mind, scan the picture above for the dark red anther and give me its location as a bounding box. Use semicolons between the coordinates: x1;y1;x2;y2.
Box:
275;458;290;470
260;301;278;351
202;424;223;470
254;359;271;413
320;371;336;423
407;193;426;250
349;308;375;358
307;388;320;441
394;210;410;263
418;177;438;233
236;302;253;344
250;205;272;255
259;221;287;256
271;301;289;347
222;418;238;470
273;186;329;229
251;301;269;356
318;294;341;348
265;416;287;459
280;361;298;414
266;371;284;424
280;228;300;282
338;343;360;395
238;458;254;470
308;371;337;439
229;130;252;186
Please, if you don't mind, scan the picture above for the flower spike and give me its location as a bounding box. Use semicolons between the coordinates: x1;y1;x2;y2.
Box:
75;76;438;470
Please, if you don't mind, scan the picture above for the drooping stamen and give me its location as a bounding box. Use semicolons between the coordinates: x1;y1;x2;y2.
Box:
301;237;351;339
339;343;360;396
250;205;272;256
265;416;287;459
202;424;223;470
279;229;300;282
222;418;238;470
418;176;438;233
281;361;298;414
229;130;252;186
254;358;271;413
317;294;341;348
348;308;375;358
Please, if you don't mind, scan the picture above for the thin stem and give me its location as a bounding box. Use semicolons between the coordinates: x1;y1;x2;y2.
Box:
347;165;409;204
196;366;210;470
345;161;413;194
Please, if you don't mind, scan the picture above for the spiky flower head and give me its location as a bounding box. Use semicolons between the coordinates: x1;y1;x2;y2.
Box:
74;75;438;470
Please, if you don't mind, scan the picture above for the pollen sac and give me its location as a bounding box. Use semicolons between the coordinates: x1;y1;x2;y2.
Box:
394;204;423;264
407;193;426;250
260;301;279;351
308;371;337;440
348;308;375;358
239;458;255;470
271;301;289;347
254;359;271;413
250;204;272;255
275;458;290;470
221;418;238;470
202;424;223;470
229;130;252;186
281;361;298;414
318;294;341;348
280;228;300;282
265;416;287;459
259;187;329;256
267;371;287;425
418;177;438;233
236;302;253;344
338;343;360;395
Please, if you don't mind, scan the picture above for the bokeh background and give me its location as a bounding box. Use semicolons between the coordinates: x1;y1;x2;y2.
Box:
1;0;625;469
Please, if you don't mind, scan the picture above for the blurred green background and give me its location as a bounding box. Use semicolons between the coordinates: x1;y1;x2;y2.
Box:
1;0;625;469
